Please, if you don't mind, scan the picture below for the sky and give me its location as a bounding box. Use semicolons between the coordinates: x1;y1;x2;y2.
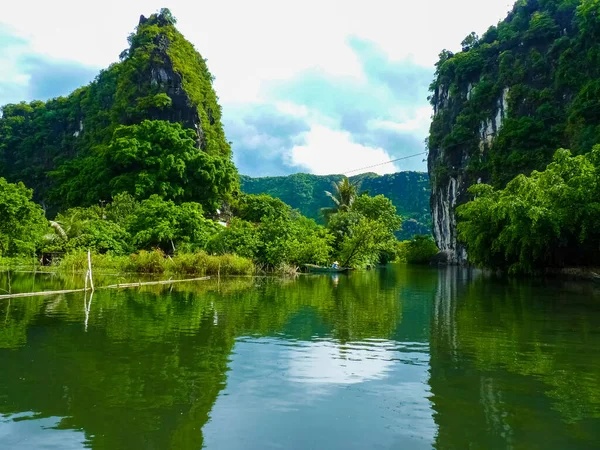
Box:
0;0;514;176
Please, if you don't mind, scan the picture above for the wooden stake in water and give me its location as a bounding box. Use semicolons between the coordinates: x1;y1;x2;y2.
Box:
86;250;94;292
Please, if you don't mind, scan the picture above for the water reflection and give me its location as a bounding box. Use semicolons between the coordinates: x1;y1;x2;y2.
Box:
1;266;600;449
0;270;421;449
429;267;600;450
0;413;87;450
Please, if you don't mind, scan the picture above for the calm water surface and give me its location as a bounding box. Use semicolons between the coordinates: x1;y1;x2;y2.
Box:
1;266;600;449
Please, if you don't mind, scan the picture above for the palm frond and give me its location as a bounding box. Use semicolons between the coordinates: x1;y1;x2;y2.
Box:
49;221;68;240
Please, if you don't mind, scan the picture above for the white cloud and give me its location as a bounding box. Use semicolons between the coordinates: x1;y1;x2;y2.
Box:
369;106;433;135
291;125;398;175
1;0;514;101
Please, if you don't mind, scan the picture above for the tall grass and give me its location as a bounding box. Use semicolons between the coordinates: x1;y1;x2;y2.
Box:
168;252;254;276
0;256;42;271
55;250;254;276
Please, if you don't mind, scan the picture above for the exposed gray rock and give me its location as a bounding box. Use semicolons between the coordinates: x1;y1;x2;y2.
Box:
428;85;510;264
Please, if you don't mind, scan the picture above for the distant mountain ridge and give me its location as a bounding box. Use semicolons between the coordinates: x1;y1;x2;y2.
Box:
240;171;431;240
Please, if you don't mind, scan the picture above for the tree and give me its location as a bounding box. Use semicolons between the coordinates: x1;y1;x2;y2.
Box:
338;217;388;268
105;192;140;227
351;194;402;233
0;178;48;256
321;177;360;220
64;220;131;255
52;205;131;255
326;192;403;267
398;235;438;264
461;32;479;51
159;8;177;24
105;120;237;212
207;219;260;259
457;146;600;273
232;193;290;223
127;195;217;253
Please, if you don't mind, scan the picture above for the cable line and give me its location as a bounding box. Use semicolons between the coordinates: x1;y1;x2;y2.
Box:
343;152;428;175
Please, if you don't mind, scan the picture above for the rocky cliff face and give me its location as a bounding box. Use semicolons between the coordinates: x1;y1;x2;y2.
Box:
426;0;600;264
428;84;509;264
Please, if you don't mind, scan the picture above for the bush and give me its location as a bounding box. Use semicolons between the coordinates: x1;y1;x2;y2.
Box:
57;251;129;273
169;251;254;276
397;235;439;264
125;250;167;273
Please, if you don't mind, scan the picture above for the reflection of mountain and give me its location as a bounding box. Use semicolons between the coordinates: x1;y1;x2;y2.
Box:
8;266;599;449
0;268;419;449
0;290;233;449
428;268;600;450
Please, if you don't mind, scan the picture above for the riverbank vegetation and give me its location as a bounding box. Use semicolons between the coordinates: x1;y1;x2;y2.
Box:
396;235;439;265
0;173;419;274
458;146;600;274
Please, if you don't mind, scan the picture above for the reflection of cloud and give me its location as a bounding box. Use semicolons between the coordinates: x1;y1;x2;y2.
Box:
0;413;86;450
204;337;436;449
287;339;396;384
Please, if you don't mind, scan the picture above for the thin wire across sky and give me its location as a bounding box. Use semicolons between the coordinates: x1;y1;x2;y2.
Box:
343;152;428;175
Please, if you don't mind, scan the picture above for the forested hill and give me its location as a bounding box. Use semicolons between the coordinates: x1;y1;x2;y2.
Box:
428;0;600;264
0;9;236;215
240;172;431;240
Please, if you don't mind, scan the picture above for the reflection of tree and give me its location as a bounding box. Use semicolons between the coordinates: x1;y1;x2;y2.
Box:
0;268;406;449
429;269;600;449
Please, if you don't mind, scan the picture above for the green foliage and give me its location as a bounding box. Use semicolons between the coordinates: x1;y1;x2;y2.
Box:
457;146;600;273
397;235;439;264
64;219;131;255
169;251;254;276
127;195;217;252
0;178;48;256
351;194;403;233
321;177;360;220
257;214;334;267
337;217;389;268
0;9;236;213
232;193;290;222
105;192;140;226
461;32;479;51
209;208;334;269
56;249;254;276
240;171;431;240
126;249;168;273
326;192;404;268
50;205;131;255
107;120;235;209
207;219;260;259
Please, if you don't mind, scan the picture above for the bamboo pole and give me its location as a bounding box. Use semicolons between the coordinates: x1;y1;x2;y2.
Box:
101;276;210;289
0;288;87;299
87;250;94;291
0;276;211;300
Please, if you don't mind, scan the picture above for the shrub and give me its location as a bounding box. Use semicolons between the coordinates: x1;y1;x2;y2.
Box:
169;251;254;276
125;250;167;273
397;235;439;264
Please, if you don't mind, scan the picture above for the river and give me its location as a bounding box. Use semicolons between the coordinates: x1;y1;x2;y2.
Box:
1;265;599;449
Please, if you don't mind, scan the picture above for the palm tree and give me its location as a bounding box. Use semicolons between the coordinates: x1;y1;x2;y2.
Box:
320;177;360;221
